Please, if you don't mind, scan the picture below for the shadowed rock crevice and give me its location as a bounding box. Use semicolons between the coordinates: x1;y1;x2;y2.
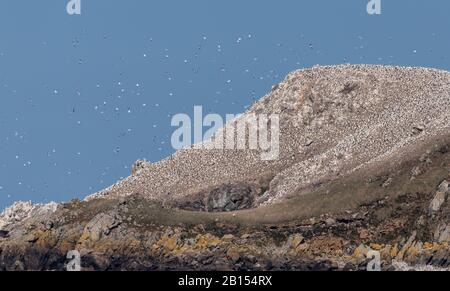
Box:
172;174;275;212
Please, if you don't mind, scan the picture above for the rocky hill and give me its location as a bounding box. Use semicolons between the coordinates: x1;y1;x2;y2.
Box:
0;64;449;271
88;65;450;210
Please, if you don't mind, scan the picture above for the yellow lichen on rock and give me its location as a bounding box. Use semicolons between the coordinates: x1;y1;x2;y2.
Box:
352;244;368;261
369;243;383;251
390;244;399;258
194;234;222;250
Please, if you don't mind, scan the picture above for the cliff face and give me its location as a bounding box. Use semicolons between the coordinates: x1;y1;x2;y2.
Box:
1;65;450;271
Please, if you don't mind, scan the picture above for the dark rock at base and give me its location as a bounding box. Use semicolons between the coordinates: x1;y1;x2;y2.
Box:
429;249;449;267
343;263;356;271
177;183;261;212
310;261;334;271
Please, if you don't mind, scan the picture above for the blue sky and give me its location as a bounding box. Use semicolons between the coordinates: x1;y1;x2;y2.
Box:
1;0;449;209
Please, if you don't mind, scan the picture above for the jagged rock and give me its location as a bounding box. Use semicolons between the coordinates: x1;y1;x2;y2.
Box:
173;181;265;212
429;180;449;216
287;234;304;249
205;185;255;212
438;180;449;192
434;224;450;243
0;201;58;230
429;192;447;216
397;231;417;261
79;213;121;243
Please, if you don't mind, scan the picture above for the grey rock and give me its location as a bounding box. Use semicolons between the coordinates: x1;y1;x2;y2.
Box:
82;213;121;242
434;224;450;243
438;180;449;192
429;192;447;216
429;180;449;216
397;231;416;261
205;185;255;212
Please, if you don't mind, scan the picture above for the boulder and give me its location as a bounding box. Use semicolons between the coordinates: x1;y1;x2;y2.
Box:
288;234;304;249
434;224;450;243
80;213;121;243
205;185;255;212
226;247;241;263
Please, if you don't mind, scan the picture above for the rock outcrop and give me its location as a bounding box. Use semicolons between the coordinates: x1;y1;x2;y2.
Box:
429;180;449;216
0;201;58;230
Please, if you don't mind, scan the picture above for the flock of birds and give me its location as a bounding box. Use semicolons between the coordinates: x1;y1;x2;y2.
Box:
0;31;437;208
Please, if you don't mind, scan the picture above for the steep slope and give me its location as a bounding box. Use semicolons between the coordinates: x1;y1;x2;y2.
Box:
88;65;450;210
